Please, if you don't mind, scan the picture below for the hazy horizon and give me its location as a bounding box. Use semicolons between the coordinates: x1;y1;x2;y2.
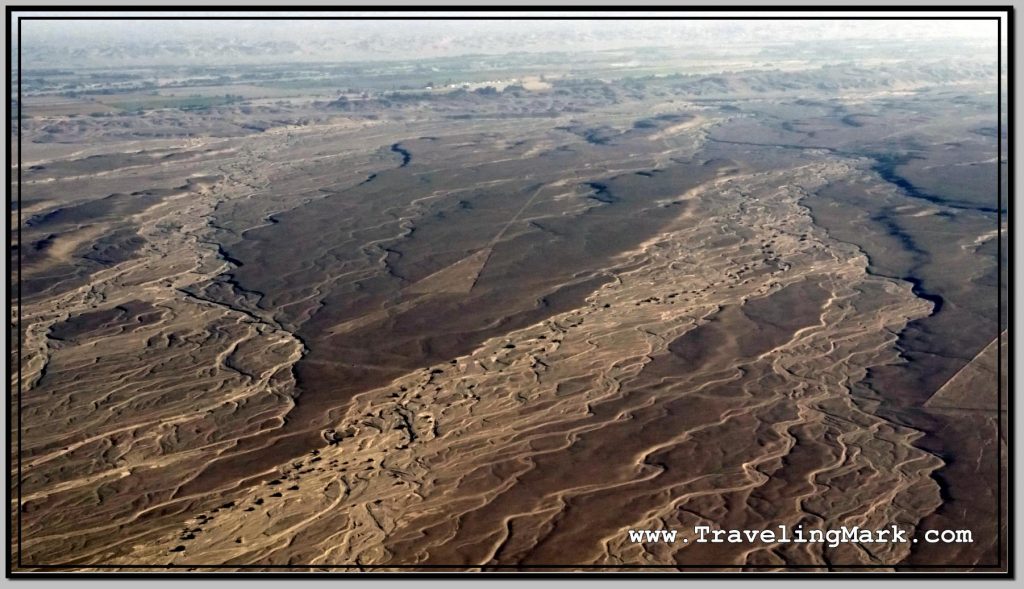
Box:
15;17;997;68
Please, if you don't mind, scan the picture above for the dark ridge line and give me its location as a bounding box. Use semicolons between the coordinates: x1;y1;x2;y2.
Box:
867;210;929;257
868;154;1002;214
206;220;237;236
378;245;409;282
188;239;300;338
864;209;945;315
713;134;986;332
214;243;246;269
583;182;616;204
801;190;944;320
390;143;411;167
527;220;561;237
32;234;55;252
706;137;1003;215
25;207;64;227
218;273;268;306
175;286;265;328
898;274;945;315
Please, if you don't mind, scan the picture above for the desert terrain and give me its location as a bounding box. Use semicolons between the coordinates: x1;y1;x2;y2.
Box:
9;19;1007;572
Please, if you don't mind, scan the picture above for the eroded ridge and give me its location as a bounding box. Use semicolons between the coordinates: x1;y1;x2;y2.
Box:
12;136;309;566
105;161;940;570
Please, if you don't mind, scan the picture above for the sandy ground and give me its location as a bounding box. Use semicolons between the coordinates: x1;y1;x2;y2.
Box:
10;84;1005;572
